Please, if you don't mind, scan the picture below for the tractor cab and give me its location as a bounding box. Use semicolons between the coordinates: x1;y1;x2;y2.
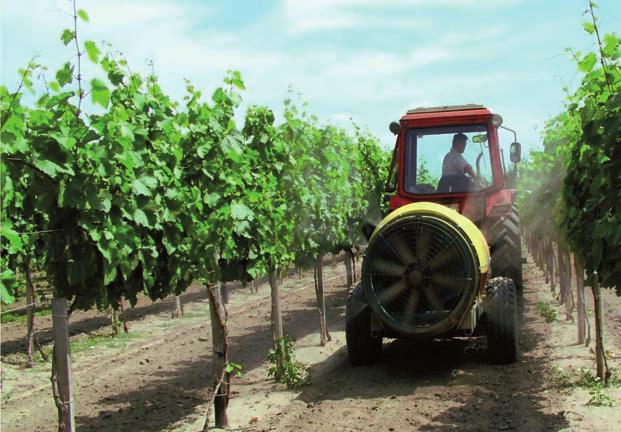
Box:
385;105;521;225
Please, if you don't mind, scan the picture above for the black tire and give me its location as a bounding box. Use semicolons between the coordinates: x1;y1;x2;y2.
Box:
486;277;520;364
489;204;523;313
346;283;382;365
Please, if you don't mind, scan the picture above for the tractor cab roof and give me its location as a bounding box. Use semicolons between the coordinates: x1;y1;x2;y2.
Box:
401;104;492;124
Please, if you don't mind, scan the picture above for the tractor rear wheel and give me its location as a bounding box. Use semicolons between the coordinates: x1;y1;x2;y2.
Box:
489;205;523;313
346;283;382;365
487;277;520;364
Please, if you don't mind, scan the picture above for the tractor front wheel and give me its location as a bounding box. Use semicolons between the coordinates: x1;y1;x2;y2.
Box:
487;277;520;364
346;284;382;365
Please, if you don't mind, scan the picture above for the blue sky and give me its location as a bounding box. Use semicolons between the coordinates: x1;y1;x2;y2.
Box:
1;0;620;155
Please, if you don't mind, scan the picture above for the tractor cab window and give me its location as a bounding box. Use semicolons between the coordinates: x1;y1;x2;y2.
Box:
404;125;493;195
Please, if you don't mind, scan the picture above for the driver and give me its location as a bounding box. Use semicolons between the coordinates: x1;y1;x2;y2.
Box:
442;133;477;179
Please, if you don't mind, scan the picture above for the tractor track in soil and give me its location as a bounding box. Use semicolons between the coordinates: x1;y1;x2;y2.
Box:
1;256;620;431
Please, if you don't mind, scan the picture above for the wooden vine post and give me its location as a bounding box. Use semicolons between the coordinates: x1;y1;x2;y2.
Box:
268;271;284;369
547;241;556;292
220;282;229;305
590;275;610;384
171;295;184;319
268;271;283;341
51;297;75;432
352;249;357;283
314;254;331;346
204;284;230;431
344;249;353;288
574;256;588;345
25;263;36;368
557;242;573;320
119;298;128;334
111;308;120;336
110;299;129;336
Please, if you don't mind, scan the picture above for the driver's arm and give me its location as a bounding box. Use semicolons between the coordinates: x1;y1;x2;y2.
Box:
464;164;477;178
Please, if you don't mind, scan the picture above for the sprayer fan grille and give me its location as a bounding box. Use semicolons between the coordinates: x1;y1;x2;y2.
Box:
363;215;477;334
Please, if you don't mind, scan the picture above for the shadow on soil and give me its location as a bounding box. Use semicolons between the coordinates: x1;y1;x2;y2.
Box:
74;285;349;432
287;282;571;431
0;274;281;358
1;287;207;357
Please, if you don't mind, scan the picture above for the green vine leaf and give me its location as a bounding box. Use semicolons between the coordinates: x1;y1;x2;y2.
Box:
130;176;157;197
1;221;23;254
84;40;101;63
56;62;74;87
230;202;253;221
77;9;89;22
1;271;17;304
578;52;597;72
90;78;110;107
582;22;595;34
133;208;150;227
61;29;75;45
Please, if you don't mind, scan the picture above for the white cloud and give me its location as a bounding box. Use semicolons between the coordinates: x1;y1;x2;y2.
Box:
300;24;509;108
289;14;362;34
282;0;522;33
86;1;198;27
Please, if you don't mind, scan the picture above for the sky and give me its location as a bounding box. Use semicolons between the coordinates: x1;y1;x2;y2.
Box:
1;0;620;155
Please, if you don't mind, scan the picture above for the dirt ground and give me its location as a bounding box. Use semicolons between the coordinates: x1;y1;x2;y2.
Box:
1;256;620;432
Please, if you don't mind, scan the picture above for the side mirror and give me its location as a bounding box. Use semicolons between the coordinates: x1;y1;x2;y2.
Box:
510;142;521;163
389;121;401;135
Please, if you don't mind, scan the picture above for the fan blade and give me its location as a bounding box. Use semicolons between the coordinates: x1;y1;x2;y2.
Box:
427;242;460;271
426;274;471;291
376;278;407;304
388;231;416;265
422;284;444;311
402;288;420;325
368;258;405;278
416;222;432;263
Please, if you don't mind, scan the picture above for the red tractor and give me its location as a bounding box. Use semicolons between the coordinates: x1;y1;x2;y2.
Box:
347;105;523;365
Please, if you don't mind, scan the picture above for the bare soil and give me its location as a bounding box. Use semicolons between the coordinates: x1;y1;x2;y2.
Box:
1;256;619;432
